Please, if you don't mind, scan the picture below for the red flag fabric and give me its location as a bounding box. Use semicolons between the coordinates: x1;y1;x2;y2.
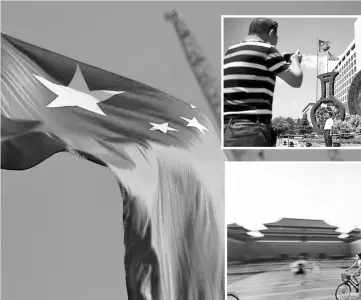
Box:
1;33;225;300
328;51;339;61
318;39;331;52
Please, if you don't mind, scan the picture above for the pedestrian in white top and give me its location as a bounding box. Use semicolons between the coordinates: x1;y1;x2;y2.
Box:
324;112;333;147
312;259;320;279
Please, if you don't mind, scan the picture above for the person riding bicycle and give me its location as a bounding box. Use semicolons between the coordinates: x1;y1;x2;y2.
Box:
291;259;306;285
296;262;305;275
345;253;361;298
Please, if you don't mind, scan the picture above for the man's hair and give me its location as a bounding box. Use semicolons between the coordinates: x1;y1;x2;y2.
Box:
357;253;361;259
248;18;278;35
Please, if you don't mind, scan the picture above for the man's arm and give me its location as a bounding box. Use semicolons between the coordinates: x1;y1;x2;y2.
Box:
277;50;303;88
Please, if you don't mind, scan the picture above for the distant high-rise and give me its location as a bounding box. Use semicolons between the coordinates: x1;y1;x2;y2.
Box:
355;18;361;71
331;17;361;114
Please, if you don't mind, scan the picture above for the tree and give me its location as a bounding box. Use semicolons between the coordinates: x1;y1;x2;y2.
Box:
295;118;302;135
272;117;290;136
347;115;361;132
297;114;314;135
285;117;297;135
333;115;361;138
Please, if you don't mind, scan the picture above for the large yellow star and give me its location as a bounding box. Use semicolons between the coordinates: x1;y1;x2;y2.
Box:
33;65;124;116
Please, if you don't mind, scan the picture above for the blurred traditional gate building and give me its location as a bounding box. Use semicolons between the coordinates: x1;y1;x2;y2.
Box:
228;218;361;263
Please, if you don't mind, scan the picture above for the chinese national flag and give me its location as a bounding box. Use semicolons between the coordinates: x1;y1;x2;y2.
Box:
328;51;339;61
318;39;331;52
1;33;224;300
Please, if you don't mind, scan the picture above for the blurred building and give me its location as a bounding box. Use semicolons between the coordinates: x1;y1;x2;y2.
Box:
301;102;315;124
228;218;361;263
348;228;361;255
228;224;252;262
331;17;361;114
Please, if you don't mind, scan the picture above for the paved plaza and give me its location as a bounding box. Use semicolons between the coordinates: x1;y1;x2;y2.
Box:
228;267;360;300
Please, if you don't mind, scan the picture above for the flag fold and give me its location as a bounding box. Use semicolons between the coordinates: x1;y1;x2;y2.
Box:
328;51;339;61
318;39;331;52
1;33;225;300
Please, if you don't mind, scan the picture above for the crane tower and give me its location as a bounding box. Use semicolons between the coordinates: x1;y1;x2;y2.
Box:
164;10;221;131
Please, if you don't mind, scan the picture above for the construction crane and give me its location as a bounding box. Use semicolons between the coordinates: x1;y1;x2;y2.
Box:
164;10;221;132
164;10;238;160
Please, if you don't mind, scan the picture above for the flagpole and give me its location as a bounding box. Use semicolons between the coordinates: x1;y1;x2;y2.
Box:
316;37;319;102
327;52;329;73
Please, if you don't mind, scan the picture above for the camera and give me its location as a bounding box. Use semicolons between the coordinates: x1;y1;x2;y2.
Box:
283;52;294;63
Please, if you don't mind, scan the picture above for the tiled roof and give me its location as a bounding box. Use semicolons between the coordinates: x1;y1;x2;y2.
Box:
227;223;250;232
347;228;361;235
264;218;337;229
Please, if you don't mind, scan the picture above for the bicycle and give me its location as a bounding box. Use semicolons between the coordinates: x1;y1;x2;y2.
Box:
227;292;240;300
335;273;359;300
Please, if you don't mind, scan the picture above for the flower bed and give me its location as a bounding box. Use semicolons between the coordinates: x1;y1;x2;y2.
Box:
303;135;361;146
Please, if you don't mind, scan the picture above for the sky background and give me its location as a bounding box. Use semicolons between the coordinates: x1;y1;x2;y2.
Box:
2;2;361;300
226;162;361;236
224;17;358;118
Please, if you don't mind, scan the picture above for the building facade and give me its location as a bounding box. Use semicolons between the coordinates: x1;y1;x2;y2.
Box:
331;17;361;114
228;218;361;263
355;18;361;71
228;224;252;262
301;103;315;124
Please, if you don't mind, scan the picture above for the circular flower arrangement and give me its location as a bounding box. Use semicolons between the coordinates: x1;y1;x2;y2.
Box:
347;70;361;116
311;98;346;134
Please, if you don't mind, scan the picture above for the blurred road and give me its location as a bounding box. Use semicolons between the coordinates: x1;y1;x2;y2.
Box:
228;268;359;300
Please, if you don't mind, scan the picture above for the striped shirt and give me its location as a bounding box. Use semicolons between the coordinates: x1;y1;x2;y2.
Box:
224;41;290;116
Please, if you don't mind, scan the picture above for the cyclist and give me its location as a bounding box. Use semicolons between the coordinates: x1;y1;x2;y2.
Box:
290;259;307;285
296;262;306;284
345;253;361;298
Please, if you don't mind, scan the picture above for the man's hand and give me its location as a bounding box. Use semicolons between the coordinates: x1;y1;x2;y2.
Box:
291;49;303;64
277;49;303;88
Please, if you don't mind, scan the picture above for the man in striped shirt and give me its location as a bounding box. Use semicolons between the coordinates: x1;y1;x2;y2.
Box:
223;18;303;147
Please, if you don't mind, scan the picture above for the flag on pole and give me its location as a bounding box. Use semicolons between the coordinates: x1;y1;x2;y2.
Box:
1;33;225;300
318;39;331;52
328;51;339;61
